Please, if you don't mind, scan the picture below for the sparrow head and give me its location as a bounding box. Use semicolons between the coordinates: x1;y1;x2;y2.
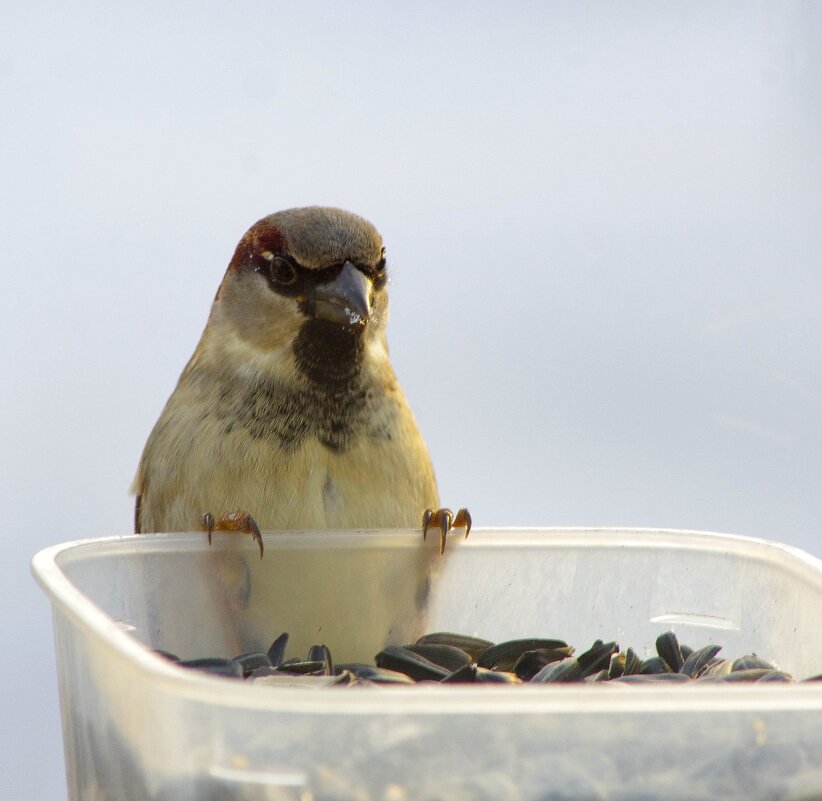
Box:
208;207;390;385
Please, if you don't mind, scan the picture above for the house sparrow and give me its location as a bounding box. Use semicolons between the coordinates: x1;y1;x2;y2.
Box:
133;207;469;556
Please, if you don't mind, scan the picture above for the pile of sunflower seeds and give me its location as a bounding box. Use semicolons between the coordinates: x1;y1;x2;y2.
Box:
158;630;821;686
136;633;822;800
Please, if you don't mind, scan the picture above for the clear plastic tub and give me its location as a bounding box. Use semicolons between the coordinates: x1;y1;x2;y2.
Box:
32;528;822;801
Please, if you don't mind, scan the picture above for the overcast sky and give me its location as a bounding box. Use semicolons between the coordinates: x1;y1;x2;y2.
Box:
2;2;821;798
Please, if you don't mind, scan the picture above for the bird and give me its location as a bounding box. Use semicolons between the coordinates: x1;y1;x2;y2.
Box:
132;206;469;556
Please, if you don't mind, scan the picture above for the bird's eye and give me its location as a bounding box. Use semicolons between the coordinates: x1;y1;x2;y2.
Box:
270;257;297;285
375;256;386;274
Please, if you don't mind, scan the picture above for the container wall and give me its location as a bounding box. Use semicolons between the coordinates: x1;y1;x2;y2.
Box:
37;530;822;801
55;530;822;676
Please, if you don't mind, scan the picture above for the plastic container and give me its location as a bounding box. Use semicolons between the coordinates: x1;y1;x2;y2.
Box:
32;528;822;801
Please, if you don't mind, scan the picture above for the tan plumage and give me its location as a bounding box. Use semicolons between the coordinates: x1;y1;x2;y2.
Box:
133;207;439;535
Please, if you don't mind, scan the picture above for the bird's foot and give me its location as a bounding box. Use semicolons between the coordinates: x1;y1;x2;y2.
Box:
422;507;472;554
201;512;264;559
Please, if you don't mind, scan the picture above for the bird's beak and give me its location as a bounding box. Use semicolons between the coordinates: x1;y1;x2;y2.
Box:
309;261;371;329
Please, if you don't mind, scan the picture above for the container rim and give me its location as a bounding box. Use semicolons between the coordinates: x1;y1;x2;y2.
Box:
31;527;822;716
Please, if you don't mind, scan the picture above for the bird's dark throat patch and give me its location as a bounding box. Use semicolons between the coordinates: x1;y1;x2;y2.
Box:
293;318;365;392
207;320;377;452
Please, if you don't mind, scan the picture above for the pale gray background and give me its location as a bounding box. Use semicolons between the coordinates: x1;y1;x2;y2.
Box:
2;1;820;798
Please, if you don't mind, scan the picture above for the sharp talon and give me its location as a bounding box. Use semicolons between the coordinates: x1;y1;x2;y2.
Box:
422;508;434;541
439;509;452;555
453;508;472;539
202;513;215;546
247;515;264;559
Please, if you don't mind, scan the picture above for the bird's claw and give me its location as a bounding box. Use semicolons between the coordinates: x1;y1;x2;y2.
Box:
452;507;472;538
422;507;472;554
201;512;264;558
